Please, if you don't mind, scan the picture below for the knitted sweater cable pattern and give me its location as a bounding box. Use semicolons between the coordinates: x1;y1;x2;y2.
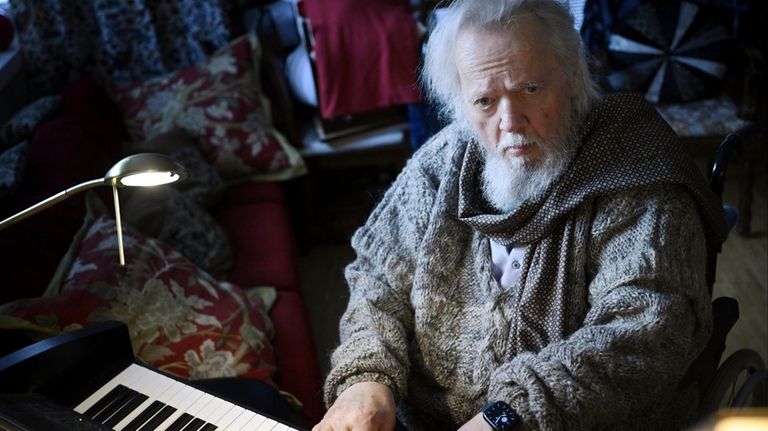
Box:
323;94;724;430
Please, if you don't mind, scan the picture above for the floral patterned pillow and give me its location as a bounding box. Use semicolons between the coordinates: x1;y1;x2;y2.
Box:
112;33;305;181
121;185;234;280
0;216;276;383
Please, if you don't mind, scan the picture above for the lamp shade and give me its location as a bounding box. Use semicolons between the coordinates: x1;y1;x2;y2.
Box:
104;153;188;187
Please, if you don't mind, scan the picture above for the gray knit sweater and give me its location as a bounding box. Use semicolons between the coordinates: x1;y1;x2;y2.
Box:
323;94;727;430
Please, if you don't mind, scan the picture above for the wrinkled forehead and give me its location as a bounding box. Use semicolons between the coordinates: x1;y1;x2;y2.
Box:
455;12;546;52
454;19;560;83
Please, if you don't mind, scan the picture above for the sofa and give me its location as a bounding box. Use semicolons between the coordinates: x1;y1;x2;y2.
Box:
0;31;325;428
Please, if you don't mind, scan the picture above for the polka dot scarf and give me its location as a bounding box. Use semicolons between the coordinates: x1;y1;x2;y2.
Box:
458;92;728;247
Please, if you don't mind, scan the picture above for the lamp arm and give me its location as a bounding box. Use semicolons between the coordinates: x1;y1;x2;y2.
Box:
0;178;107;231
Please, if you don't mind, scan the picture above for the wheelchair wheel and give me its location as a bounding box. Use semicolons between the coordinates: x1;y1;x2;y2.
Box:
700;349;767;414
733;369;768;407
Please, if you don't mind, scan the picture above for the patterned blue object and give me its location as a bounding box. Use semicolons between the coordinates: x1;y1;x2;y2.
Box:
605;1;732;103
8;0;234;98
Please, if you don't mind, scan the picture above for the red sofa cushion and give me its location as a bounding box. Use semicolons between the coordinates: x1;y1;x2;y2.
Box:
222;181;288;206
215;188;300;293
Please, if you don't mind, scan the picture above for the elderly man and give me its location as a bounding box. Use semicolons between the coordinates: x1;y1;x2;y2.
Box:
313;0;728;430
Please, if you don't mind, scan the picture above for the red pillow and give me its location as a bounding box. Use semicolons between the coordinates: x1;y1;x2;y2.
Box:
1;216;277;384
112;33;305;181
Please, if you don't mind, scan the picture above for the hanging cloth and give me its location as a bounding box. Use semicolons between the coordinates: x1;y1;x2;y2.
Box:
302;0;422;119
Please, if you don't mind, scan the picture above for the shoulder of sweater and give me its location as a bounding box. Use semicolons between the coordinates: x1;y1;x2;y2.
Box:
591;184;702;231
407;122;469;178
594;183;697;208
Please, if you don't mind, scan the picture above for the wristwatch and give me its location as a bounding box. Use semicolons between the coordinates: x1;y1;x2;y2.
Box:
482;400;520;430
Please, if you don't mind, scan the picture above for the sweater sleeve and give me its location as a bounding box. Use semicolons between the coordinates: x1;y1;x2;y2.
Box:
322;139;448;408
487;185;713;430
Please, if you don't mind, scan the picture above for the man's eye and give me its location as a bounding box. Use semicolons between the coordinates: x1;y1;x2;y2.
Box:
525;84;539;94
474;97;492;107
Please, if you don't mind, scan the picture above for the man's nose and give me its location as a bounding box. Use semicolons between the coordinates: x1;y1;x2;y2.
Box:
498;102;527;132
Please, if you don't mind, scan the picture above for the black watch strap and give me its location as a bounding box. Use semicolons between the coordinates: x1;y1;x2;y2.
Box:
482;400;520;430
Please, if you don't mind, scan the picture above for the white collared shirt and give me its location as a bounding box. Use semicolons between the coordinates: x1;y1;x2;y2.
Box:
490;239;526;289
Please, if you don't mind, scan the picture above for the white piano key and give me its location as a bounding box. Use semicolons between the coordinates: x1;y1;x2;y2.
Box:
75;364;144;414
215;405;245;429
254;417;279;431
185;392;216;418
238;412;269;431
85;364;155;425
197;396;237;425
152;382;207;430
113;368;177;430
222;409;260;431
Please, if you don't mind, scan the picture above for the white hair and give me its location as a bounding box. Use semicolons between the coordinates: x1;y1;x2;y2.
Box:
422;0;601;123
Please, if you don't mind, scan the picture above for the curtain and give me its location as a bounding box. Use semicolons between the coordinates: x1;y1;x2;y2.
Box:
8;0;237;98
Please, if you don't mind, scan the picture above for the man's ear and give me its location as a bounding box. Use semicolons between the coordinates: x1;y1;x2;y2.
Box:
569;65;581;97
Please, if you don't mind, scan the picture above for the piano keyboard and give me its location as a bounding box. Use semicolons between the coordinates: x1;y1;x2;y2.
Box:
74;364;300;431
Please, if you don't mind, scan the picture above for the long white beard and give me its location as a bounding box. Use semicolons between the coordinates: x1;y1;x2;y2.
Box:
481;130;574;213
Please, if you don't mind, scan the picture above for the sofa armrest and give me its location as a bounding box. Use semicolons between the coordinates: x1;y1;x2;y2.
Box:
214;182;301;293
269;291;325;426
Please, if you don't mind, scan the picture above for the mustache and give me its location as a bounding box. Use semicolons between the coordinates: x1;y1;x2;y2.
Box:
495;133;543;155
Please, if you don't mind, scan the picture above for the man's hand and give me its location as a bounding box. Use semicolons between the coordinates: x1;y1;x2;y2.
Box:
312;381;396;431
457;412;494;431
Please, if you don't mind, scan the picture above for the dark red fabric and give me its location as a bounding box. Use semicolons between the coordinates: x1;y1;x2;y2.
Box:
215;197;300;293
303;0;422;118
23;77;123;196
222;181;287;206
0;78;123;303
269;291;325;426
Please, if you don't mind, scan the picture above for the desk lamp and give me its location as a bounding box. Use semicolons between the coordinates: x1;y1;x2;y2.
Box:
0;153;187;265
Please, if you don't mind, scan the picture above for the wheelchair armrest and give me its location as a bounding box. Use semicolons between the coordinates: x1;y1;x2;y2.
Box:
712;296;739;339
678;297;740;389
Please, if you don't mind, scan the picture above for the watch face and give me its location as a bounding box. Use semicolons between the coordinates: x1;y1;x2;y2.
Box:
483;401;519;430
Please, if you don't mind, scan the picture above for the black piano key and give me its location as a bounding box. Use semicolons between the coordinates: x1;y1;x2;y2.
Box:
137;404;177;431
83;384;129;417
122;400;166;431
92;385;137;423
104;392;149;427
198;423;217;431
179;417;206;431
163;412;194;431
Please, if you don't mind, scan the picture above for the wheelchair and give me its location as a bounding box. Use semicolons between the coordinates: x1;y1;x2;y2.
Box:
688;124;767;419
